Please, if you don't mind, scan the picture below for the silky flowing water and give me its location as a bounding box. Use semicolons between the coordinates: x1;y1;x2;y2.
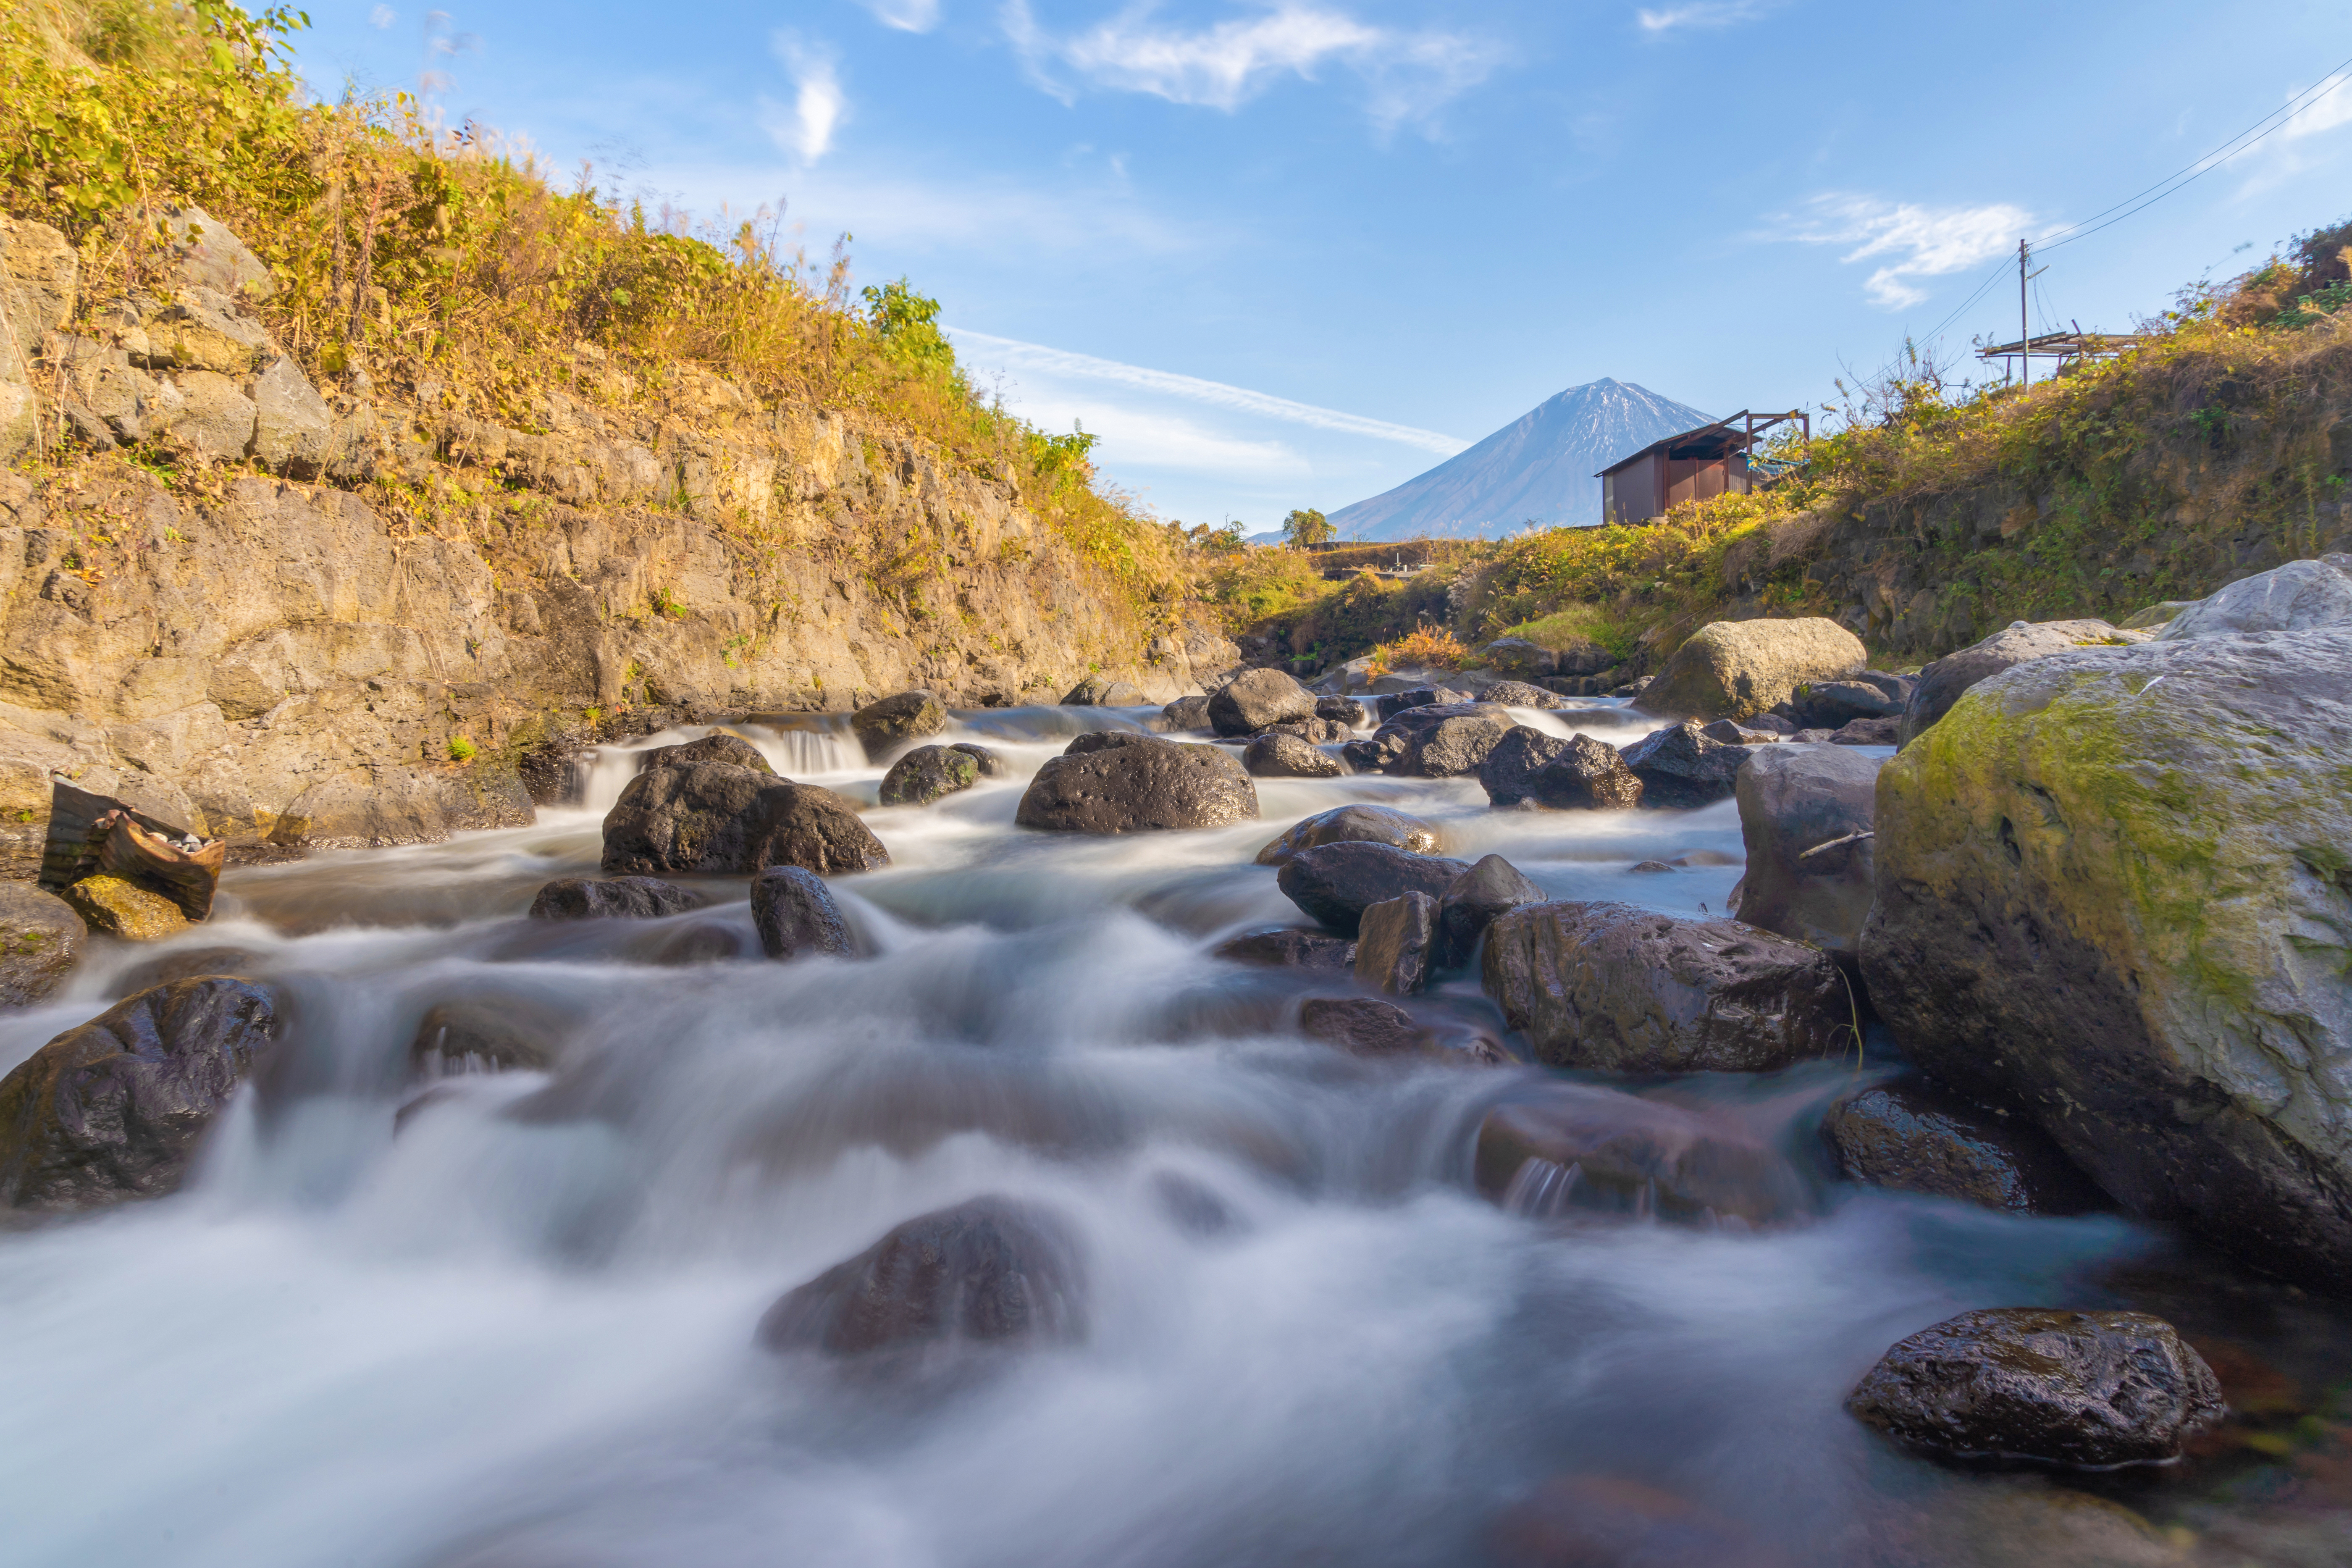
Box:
1;703;2345;1567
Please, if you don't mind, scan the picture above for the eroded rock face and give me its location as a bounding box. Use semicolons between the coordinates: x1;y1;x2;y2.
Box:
1243;731;1341;778
0;883;86;1008
1208;668;1317;736
528;875;701;921
756;1197;1085;1358
1014;736;1258;833
602;762;887;876
878;744;979;806
1276;840;1471;935
1731;745;1880;955
1619;720;1751;809
1822;1078;2106;1215
1483;901;1849;1072
850;691;948;761
1898;619;2123;746
751;865;855;960
1474;1083;1808;1224
1643;617;1867;721
1846;1309;2226;1466
1354;892;1438;995
1858;628;2352;1286
0;977;276;1208
1479;727;1642;809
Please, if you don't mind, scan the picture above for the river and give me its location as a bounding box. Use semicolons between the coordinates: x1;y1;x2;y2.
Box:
0;701;2343;1567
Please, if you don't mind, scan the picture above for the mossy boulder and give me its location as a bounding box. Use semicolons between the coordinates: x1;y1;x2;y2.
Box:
1860;627;2352;1287
63;874;190;941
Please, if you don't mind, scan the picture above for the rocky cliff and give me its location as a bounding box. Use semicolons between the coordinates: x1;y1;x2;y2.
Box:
0;209;1231;855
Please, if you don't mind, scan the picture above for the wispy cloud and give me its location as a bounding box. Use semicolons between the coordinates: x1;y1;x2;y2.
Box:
1765;193;2029;310
763;33;845;166
948;328;1468;454
1002;1;1502;133
2282;68;2352;142
863;0;943;33
1636;1;1774;34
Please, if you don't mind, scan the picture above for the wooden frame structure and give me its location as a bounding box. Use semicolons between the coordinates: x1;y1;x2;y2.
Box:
1595;408;1809;526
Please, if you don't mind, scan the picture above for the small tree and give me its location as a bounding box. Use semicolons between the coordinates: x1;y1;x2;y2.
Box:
1282;508;1334;549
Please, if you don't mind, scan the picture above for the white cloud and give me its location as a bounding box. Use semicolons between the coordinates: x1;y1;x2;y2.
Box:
948;328;1468;454
1635;1;1772;34
765;34;846;166
1002;0;1502;132
864;0;943;32
1768;193;2029;310
2283;70;2352;142
369;5;396;28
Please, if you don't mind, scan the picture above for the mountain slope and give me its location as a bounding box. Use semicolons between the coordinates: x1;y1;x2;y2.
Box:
1330;379;1714;540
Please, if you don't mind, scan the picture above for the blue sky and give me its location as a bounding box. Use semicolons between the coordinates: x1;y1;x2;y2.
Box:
292;0;2352;529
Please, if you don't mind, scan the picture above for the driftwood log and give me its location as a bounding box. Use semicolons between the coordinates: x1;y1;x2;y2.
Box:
38;777;225;921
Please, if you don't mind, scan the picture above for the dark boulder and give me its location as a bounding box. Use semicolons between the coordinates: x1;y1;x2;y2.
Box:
850;689;948;761
1830;715;1900;746
1313;695;1368;728
1619;721;1751;809
112;945;259;997
756;1197;1085;1357
1276;840;1471;935
1846;1309;2226;1466
1474;1082;1808;1224
1254;804;1443;867
1063;730;1154;756
878;744;980;806
1299;995;1424;1056
603;762;889;876
1789;676;1907;729
751;866;856;960
1702;718;1781;745
1158;693;1212;730
636;733;773;775
1375;686;1470;721
1367;701;1516;777
1822;1078;2106;1215
0;977;277;1209
1899;620;2121;746
0;882;86;1009
1242;732;1341;778
1479;636;1556;677
1479;725;1643;809
1340;732;1407;772
1254;715;1352;743
410;997;563;1074
1014;736;1259;833
949;742;1006;778
1213;928;1356;970
1482;901;1850;1072
1731;744;1880;956
1436;854;1545;968
528;875;701;921
1479;679;1567;709
1208;668;1317;736
1353;891;1438;995
753;784;892;875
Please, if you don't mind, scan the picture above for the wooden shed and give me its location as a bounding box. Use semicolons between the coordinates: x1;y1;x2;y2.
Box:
1596;409;1806;526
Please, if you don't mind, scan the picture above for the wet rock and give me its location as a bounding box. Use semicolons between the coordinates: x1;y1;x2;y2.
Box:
0;883;86;1008
2152;554;2352;641
1254;804;1444;867
1860;627;2352;1286
1474;1082;1809;1224
1242;731;1341;778
410;998;561;1073
850;689;948;761
1619;720;1751;808
751;865;855;960
949;742;1006;778
1299;995;1423;1056
1208;667;1317;736
1062;674;1145;705
1276;840;1472;935
1374;686;1470;720
1215;927;1356;970
1479;725;1643;809
1483;901;1849;1072
1847;1308;2226;1466
1436;854;1545;968
1368;701;1515;777
1340;732;1407;772
1899;619;2124;746
1063;730;1155;756
1822;1078;2107;1215
1015;735;1259;833
1743;712;1798;735
0;977;277;1208
604;762;890;876
637;733;773;774
1479;679;1567;709
1150;1170;1239;1236
1313;695;1368;728
1789;674;1909;728
1830;715;1900;745
1354;891;1438;995
110;946;258;996
879;744;980;806
1629;860;1674;873
1871;1486;2187;1568
1479;636;1557;677
1643;617;1868;721
528;875;701;921
756;1197;1085;1357
1492;1475;1785;1568
1158;693;1212;730
1731;744;1880;955
63;873;189;940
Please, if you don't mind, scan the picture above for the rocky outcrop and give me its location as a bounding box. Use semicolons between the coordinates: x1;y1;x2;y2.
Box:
878;744;979;806
1276;840;1471;935
602;759;887;875
1847;1309;2225;1466
1822;1077;2105;1215
751;865;855;960
1474;1083;1808;1224
1014;736;1258;833
0;977;276;1208
528;875;701;921
1253;804;1442;867
1478;726;1642;809
1642;617;1867;721
0;882;84;1006
1482;901;1849;1072
1898;619;2124;746
1731;745;1880;956
1859;623;2352;1287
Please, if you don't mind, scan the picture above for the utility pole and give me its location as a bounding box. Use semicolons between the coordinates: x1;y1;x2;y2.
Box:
2019;239;2031;388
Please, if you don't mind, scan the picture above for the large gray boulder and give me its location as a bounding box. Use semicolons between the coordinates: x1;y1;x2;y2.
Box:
1254;804;1443;867
1364;702;1514;777
1014;736;1258;833
2153;554;2352;641
1731;744;1881;955
0;883;87;1009
1618;720;1751;808
1483;901;1849;1072
1899;619;2124;746
1474;1082;1808;1224
850;690;947;760
602;761;888;876
1859;627;2352;1287
1208;668;1316;736
1643;617;1866;721
0;978;277;1208
1478;726;1642;809
1276;840;1471;935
